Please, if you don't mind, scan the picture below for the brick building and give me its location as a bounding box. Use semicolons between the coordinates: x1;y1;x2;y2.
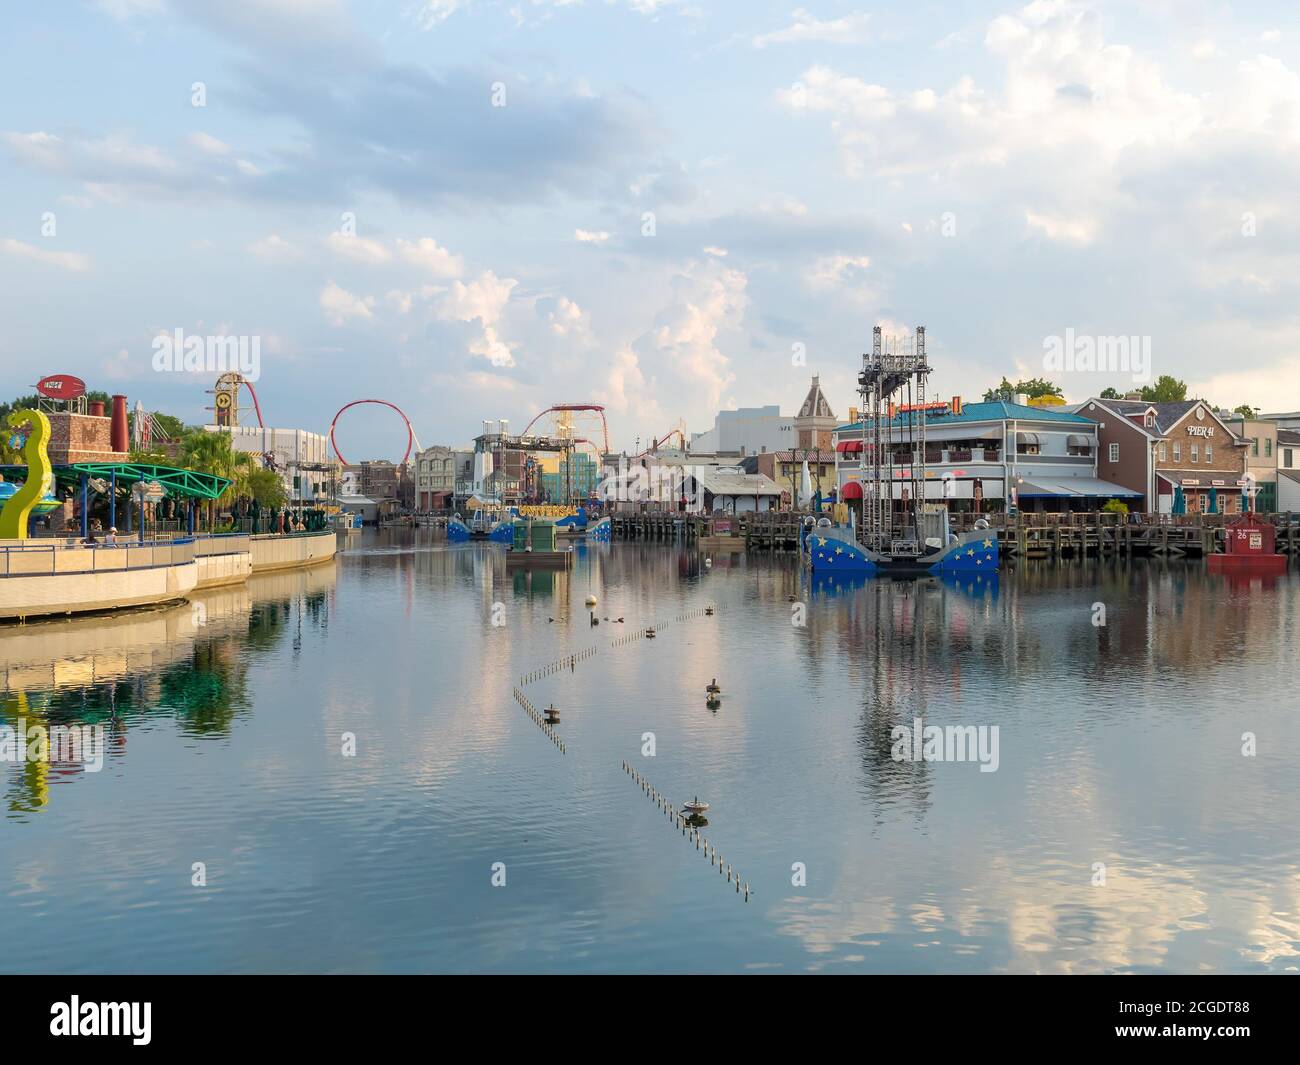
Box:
1072;398;1249;513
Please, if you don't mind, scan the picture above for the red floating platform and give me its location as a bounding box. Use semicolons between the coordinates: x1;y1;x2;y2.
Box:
1208;553;1287;575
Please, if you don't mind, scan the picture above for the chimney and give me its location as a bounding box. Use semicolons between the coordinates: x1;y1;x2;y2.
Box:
111;395;129;453
951;395;963;415
89;400;105;417
1014;393;1029;407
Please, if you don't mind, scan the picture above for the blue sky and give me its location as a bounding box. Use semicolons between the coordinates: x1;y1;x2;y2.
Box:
3;0;1299;457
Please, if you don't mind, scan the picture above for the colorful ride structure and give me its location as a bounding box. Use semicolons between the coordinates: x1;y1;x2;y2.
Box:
328;399;421;466
0;410;55;539
803;326;1000;576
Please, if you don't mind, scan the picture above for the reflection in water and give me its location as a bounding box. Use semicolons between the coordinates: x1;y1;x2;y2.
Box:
1;563;337;816
1;532;1296;974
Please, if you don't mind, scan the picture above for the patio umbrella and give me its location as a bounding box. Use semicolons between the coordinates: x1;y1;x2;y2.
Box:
798;460;813;508
1173;485;1185;514
1207;487;1218;513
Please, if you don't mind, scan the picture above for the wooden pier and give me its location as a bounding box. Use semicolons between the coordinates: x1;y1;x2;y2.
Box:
607;509;1300;562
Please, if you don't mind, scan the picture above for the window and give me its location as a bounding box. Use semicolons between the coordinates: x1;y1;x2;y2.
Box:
1252;438;1259;457
1158;443;1167;462
1173;442;1181;461
1191;444;1199;463
1265;438;1272;457
1286;448;1295;468
1108;442;1119;463
1205;444;1213;464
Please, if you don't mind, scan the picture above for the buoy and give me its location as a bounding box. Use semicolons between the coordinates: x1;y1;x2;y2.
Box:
585;594;598;607
683;796;710;816
705;558;712;567
706;678;720;694
544;704;560;723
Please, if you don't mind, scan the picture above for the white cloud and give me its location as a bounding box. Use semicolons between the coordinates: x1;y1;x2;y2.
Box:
327;232;391;264
1024;209;1095;245
753;9;871;49
433;271;519;367
0;237;91;272
320;282;375;325
807;254;870;288
248;234;298;260
575;228;612;243
188;132;232;156
396;237;464;277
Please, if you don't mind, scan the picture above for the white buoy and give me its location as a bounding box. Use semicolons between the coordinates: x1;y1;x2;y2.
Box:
585;593;597;607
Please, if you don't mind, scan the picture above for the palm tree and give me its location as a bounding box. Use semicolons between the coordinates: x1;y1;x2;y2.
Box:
179;430;238;530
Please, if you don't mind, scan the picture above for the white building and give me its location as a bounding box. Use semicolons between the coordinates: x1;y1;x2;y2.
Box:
205;425;338;502
690;405;793;456
834;398;1137;512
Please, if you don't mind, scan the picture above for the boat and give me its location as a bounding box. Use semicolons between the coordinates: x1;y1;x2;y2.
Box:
446;509;515;544
805;325;1000;577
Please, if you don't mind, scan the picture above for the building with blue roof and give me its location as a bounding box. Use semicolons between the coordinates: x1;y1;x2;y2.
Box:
832;397;1141;512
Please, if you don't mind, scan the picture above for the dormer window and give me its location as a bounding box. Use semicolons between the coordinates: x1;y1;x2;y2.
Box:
1144;412;1155;428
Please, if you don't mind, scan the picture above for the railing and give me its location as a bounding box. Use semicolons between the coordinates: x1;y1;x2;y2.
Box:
0;538;197;577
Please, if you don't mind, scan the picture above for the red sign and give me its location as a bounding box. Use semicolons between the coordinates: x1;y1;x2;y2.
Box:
36;374;86;401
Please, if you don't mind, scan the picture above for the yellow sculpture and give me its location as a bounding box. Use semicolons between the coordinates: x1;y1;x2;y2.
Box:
0;409;54;540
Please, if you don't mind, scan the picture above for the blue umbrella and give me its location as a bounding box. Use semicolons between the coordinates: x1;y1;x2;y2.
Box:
1173;485;1185;515
1207;486;1217;514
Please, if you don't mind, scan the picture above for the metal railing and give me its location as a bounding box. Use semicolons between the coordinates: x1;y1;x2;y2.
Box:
0;538;197;577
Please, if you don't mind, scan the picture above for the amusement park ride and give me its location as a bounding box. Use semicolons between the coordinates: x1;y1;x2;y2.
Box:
802;326;1000;575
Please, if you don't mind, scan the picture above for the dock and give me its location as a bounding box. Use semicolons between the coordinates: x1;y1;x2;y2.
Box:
608;509;1300;561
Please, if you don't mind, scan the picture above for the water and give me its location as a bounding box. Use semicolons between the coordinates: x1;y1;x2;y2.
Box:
2;530;1297;973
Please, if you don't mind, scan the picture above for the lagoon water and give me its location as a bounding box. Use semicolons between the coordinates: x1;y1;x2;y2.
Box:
2;529;1297;973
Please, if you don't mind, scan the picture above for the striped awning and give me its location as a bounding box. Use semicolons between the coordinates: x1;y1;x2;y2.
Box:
1016;432;1040;447
1067;434;1091;447
835;440;863;454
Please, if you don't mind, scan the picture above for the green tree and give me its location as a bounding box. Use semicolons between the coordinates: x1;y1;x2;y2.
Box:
1138;376;1187;402
983;377;1064;402
1099;387;1122;399
1232;404;1258;419
248;468;288;509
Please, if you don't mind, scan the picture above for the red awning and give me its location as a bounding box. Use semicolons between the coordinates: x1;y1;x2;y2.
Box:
841;481;864;500
836;440;863;454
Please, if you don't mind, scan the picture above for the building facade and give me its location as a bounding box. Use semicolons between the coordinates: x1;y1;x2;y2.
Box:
794;375;837;449
690;405;793;456
415;445;457;511
833;399;1135;513
1073;399;1249;513
1223;415;1278;512
206;424;338;503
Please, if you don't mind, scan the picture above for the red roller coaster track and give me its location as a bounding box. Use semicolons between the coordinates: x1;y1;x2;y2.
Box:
329;399;416;466
521;403;610;455
211;374;265;428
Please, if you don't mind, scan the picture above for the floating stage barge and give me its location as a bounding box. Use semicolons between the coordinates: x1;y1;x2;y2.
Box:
802;325;1001;577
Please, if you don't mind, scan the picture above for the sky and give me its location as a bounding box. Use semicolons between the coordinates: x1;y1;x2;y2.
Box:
2;0;1300;459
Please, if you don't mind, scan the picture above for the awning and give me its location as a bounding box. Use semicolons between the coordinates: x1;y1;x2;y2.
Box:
835;440;863;454
1018;476;1142;497
1067;434;1091;448
840;480;863;500
1157;474;1246;490
1016;432;1040;447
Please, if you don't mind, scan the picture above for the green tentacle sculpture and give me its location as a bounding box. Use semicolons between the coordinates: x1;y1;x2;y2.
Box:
0;409;54;540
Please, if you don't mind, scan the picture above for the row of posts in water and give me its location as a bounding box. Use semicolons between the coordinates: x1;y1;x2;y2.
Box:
512;688;566;753
622;760;750;903
520;646;597;686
